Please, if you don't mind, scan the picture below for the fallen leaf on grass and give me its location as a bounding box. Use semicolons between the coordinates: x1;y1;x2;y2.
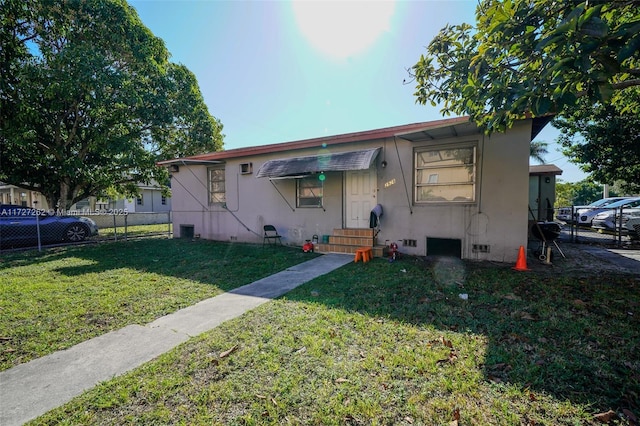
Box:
219;345;238;359
437;351;458;365
593;410;617;423
503;293;521;301
441;336;453;348
513;311;536;320
488;375;503;383
404;416;414;424
449;408;460;425
489;362;512;372
507;333;530;343
335;378;350;383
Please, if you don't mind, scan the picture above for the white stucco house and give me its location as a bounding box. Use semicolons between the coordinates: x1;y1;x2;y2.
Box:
159;115;552;263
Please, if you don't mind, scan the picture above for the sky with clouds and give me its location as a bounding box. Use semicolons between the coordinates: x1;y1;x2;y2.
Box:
130;0;588;182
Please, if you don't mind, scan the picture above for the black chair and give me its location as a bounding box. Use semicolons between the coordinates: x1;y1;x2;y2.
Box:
263;225;282;246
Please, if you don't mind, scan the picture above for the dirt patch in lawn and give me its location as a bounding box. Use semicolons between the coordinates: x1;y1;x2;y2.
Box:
522;242;639;276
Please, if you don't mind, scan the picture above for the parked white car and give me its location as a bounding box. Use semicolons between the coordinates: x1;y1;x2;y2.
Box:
556;197;630;224
625;217;640;240
575;197;634;226
591;197;640;232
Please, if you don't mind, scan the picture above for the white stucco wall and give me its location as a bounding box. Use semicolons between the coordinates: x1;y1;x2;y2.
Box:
169;120;533;263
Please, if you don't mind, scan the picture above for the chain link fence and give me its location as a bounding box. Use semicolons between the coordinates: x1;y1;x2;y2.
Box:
0;206;171;252
552;205;639;247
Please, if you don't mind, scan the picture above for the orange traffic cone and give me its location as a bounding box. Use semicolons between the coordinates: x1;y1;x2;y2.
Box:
513;245;529;271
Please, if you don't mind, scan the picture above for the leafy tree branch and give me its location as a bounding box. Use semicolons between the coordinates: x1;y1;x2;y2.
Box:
0;0;223;209
411;0;640;132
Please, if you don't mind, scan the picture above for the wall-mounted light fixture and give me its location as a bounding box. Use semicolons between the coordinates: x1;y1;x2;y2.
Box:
168;164;179;173
381;160;388;168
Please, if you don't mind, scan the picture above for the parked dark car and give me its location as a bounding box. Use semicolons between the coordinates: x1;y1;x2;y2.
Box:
0;205;98;248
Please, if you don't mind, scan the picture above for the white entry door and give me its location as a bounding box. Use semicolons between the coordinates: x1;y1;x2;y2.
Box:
345;169;377;228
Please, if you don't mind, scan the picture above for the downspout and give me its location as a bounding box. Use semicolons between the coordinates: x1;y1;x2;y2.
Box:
177;161;262;237
179;160;213;238
179;160;210;211
394;137;413;214
269;179;296;212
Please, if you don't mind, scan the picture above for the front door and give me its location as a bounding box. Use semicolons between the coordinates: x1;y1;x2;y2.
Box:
345;169;377;228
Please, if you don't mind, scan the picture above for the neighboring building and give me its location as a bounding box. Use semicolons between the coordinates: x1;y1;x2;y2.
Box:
529;164;563;222
97;182;171;213
159;116;551;263
0;183;48;208
0;182;170;213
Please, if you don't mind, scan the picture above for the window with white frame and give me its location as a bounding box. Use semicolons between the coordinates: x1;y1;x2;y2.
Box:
296;176;323;207
208;167;226;204
415;145;476;202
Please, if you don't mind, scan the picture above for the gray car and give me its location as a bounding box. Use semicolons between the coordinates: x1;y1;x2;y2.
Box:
575;197;633;226
625;217;640;240
557;197;630;224
591;197;640;232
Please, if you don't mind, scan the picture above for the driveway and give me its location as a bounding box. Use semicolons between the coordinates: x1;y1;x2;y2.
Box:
527;238;640;275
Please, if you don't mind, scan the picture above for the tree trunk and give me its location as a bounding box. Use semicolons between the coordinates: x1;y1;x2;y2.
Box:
44;193;59;213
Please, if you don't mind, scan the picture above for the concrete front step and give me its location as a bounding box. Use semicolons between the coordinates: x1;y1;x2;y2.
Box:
315;243;385;258
332;228;374;237
314;228;384;257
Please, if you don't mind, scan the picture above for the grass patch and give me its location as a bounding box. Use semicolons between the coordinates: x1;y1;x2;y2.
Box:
0;239;316;370
97;223;172;240
27;256;640;425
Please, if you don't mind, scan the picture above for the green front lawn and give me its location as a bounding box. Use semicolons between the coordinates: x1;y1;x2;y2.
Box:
8;246;637;425
0;239;316;370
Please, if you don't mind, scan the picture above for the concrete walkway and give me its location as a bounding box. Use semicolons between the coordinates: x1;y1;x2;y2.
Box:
0;253;353;426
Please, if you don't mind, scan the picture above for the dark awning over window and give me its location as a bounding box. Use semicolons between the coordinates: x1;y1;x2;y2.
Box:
255;148;381;179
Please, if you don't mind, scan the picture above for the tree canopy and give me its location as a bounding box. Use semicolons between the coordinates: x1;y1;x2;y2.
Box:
411;0;640;132
0;0;223;209
555;179;616;207
529;140;548;164
554;92;640;193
